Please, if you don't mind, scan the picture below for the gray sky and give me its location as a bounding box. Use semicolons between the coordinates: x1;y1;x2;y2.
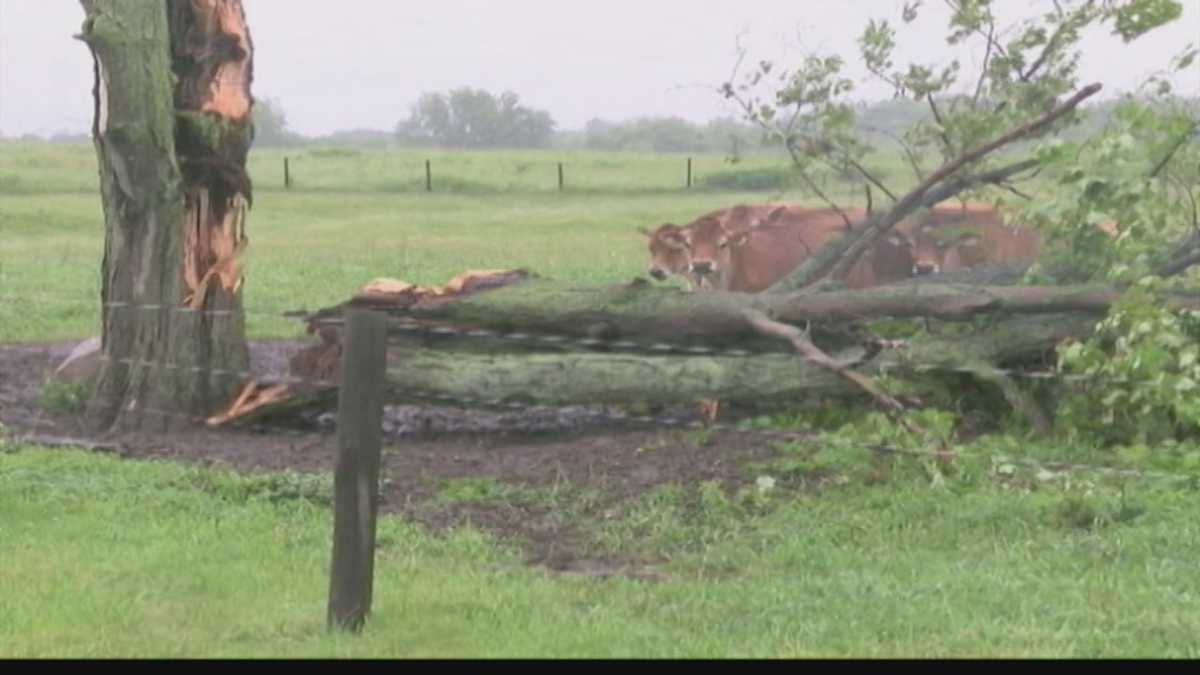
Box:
1;0;1197;137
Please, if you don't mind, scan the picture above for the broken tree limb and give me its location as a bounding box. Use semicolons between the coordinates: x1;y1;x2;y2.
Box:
767;82;1102;294
741;308;927;436
825;83;1103;283
766;159;1041;294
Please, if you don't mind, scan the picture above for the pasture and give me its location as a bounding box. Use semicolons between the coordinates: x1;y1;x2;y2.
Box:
3;140;1200;657
0;142;826;342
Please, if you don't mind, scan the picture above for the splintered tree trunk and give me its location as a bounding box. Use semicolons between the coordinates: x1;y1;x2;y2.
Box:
78;0;254;431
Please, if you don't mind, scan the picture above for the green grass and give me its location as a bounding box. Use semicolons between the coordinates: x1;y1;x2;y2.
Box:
38;381;90;415
437;477;528;504
3;446;1199;658
0;141;854;343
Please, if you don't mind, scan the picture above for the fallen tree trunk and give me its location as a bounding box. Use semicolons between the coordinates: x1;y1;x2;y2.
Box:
216;306;1098;427
345;278;1200;352
380;312;1097;407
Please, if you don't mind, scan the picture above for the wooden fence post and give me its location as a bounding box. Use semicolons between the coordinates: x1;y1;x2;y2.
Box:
327;307;388;633
558;162;564;191
425;159;432;192
686;157;692;189
284;156;291;189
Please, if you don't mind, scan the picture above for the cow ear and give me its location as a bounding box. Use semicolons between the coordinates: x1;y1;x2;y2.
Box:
767;205;788;223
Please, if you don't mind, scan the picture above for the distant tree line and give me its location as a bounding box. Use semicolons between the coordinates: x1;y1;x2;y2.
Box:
394;87;557;149
568;116;769;155
180;88;1200;154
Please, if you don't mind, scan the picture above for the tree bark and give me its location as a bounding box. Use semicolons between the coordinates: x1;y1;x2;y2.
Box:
379;313;1099;407
349;278;1200;352
78;0;254;431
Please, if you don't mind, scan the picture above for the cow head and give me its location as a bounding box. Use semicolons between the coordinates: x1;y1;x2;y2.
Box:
869;231;918;281
681;215;761;283
638;224;690;281
905;222;985;276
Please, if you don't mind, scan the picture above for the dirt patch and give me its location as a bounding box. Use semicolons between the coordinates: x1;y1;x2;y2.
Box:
1;340;793;579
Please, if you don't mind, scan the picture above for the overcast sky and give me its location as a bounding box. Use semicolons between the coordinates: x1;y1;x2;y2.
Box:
1;0;1197;137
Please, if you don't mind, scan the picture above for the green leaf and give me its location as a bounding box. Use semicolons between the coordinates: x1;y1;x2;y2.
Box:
1101;390;1127;407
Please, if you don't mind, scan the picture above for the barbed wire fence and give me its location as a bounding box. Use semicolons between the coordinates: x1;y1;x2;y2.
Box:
2;290;1197;487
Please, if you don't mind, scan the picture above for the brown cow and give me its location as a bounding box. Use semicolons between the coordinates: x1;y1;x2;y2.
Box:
840;229;917;289
684;206;915;292
637;203;800;424
638;203;790;290
895;203;1041;276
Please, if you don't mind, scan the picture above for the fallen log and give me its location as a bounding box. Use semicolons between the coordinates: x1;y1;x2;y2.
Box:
380;312;1096;408
353;278;1199;351
232;266;1193;431
209;308;1096;429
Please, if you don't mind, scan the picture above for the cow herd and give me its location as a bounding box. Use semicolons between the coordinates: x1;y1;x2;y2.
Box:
638;201;1051;293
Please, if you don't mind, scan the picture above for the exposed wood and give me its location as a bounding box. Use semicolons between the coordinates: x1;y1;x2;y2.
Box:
77;0;257;432
299;269;534;324
206;381;338;427
327;309;388;633
168;0;255;414
204;379;294;426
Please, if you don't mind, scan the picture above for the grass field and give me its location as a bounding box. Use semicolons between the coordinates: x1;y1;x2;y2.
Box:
3;446;1199;658
0;142;853;342
4;140;1200;658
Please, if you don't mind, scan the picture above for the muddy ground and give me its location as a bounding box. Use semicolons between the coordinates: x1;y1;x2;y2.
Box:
1;339;802;579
